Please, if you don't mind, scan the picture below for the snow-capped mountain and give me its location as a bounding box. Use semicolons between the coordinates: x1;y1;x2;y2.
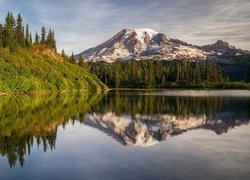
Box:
77;28;249;62
84;112;249;147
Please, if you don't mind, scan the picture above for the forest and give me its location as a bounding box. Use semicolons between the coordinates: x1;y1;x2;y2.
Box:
90;60;250;89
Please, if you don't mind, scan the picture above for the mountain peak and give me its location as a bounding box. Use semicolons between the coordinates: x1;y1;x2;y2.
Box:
123;28;160;42
214;40;230;47
78;28;249;62
124;28;159;34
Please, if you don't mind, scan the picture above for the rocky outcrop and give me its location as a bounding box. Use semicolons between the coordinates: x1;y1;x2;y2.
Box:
201;40;249;56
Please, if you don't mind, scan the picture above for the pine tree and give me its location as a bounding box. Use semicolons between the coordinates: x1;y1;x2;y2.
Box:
194;63;201;83
61;49;68;61
35;31;40;45
61;49;66;57
15;13;25;47
40;26;46;44
51;30;56;50
25;24;30;47
78;56;88;68
3;12;16;51
0;24;3;48
46;28;53;47
246;65;250;83
69;52;76;64
29;33;33;46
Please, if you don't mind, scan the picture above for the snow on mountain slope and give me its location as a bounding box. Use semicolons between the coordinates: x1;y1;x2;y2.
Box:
77;28;249;62
83;112;247;146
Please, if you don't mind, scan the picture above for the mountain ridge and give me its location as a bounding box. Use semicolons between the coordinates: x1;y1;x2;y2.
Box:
78;28;249;62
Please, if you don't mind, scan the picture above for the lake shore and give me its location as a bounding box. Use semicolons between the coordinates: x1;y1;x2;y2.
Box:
0;89;90;96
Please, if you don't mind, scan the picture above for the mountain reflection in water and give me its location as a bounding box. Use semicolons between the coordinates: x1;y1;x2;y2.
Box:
0;90;249;167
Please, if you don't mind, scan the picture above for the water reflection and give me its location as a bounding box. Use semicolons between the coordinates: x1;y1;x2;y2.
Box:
0;93;102;167
85;91;250;146
0;90;249;167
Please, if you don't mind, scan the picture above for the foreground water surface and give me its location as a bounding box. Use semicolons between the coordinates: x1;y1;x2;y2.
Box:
0;90;250;180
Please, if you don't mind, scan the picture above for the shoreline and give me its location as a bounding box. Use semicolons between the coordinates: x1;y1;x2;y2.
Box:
0;89;89;96
1;87;249;96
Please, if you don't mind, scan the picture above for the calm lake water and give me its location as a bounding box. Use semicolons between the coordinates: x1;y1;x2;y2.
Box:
0;90;250;180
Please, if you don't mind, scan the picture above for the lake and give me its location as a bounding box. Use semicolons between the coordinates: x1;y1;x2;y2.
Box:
0;90;250;180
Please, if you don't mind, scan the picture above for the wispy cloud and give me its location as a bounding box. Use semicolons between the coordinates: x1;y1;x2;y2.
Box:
0;0;249;54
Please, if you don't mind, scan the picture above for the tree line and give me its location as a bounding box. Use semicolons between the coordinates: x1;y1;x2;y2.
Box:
90;59;229;88
0;12;56;52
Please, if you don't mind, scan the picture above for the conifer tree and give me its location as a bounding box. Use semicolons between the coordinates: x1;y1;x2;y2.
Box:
61;49;66;57
69;52;76;64
78;55;88;69
29;33;33;46
25;24;30;47
35;31;40;45
40;26;46;44
0;24;3;48
246;65;250;83
46;28;53;47
3;12;16;51
15;13;25;47
51;30;56;50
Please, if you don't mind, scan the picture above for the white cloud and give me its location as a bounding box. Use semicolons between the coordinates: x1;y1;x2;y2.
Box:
1;0;250;54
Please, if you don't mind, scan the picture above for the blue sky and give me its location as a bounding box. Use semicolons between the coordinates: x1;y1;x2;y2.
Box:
0;0;249;54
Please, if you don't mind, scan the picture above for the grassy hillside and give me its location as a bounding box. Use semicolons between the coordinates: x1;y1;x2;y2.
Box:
0;46;107;92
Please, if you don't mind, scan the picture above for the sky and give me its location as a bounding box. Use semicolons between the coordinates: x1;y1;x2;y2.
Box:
0;0;249;54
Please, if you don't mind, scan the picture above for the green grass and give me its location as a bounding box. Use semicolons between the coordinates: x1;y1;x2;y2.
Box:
0;47;107;92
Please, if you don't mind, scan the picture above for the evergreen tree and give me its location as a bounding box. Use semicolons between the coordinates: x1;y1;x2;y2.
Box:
35;31;40;45
0;24;3;48
3;12;16;51
46;28;53;47
194;63;201;83
29;33;33;46
25;24;30;47
69;52;76;64
61;49;66;57
51;30;56;50
61;49;68;61
15;13;25;47
78;56;88;69
246;65;250;83
40;26;46;44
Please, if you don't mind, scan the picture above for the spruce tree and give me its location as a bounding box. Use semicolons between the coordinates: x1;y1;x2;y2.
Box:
46;28;52;47
246;65;250;83
0;24;3;48
3;12;16;51
61;49;68;61
25;24;30;47
15;13;25;47
29;33;33;46
40;26;46;44
61;49;66;57
70;52;76;64
51;30;56;50
78;55;84;66
35;31;40;45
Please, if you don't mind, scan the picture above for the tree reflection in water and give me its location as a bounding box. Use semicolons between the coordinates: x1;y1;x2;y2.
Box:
0;91;249;167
